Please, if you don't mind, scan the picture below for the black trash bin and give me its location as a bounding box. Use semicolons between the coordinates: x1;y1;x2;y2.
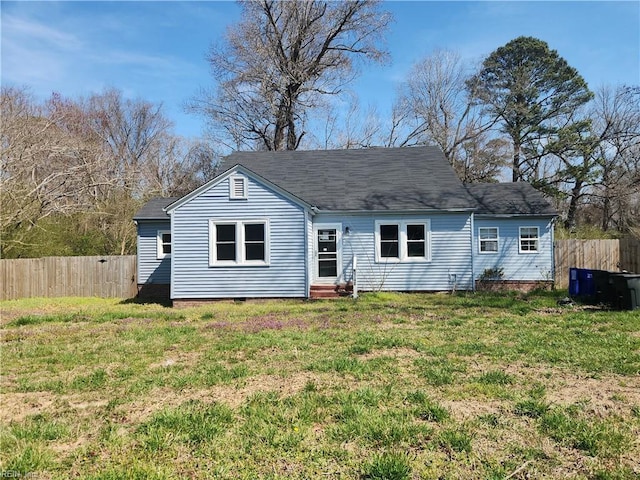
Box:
609;274;640;310
592;270;615;305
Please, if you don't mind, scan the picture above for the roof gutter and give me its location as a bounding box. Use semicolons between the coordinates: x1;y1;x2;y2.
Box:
474;213;558;219
312;208;477;215
132;216;171;221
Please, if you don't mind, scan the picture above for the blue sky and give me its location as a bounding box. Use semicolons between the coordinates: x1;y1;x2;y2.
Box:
2;1;639;139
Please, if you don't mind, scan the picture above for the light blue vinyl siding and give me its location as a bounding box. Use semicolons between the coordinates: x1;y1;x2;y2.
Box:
171;176;307;298
314;212;473;291
474;217;554;281
136;220;171;284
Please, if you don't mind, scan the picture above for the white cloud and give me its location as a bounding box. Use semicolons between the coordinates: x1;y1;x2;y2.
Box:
1;7;199;99
2;13;83;50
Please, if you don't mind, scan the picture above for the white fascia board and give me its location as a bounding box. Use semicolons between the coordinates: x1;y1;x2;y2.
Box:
164;164;315;215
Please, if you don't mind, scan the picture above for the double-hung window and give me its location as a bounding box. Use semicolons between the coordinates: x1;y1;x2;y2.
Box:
379;224;400;259
519;226;539;253
375;220;430;262
210;220;269;266
406;224;427;258
479;227;499;253
157;230;171;259
215;224;237;261
244;223;266;261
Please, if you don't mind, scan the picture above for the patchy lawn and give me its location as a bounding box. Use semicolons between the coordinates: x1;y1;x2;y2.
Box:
1;292;639;479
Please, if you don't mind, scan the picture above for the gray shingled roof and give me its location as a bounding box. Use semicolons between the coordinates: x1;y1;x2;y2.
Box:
133;197;178;220
134;148;557;219
219;146;478;211
465;183;557;216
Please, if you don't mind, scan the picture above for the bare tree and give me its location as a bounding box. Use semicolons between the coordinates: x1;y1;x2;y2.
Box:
458;135;510;184
534;85;640;231
1;87;215;257
394;49;501;181
590;85;640;231
189;0;391;151
0;87;110;256
312;97;385;149
87;88;173;198
144;139;220;197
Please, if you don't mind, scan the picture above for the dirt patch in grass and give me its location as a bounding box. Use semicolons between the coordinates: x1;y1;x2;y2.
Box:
1;389;113;424
65;398;110;412
0;391;57;422
124;370;332;423
546;372;640;416
443;398;506;421
443;360;640;421
357;346;422;361
147;350;202;369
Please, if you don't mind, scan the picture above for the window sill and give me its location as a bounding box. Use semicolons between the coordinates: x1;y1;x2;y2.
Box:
209;261;270;267
375;258;431;264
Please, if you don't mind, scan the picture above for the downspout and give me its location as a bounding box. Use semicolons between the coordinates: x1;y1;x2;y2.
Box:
550;217;556;287
168;211;174;301
304;209;310;298
134;220;139;295
470;212;476;292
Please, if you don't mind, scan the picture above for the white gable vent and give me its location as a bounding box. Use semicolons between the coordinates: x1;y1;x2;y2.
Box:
230;175;248;199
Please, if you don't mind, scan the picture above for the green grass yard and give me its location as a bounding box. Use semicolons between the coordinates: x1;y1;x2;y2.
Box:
1;292;639;479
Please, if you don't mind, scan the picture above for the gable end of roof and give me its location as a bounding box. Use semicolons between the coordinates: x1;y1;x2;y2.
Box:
164;164;313;214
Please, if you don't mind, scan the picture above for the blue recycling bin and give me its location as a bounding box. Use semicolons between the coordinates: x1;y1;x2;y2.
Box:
569;268;597;301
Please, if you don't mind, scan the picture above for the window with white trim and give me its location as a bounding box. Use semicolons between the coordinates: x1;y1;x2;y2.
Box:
209;220;269;265
379;223;400;259
406;223;427;258
157;230;171;259
479;227;499;253
375;220;430;262
215;223;236;261
229;175;248;199
244;223;266;261
519;226;539;253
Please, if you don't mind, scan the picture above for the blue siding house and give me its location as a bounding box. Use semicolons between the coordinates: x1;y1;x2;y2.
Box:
134;147;557;303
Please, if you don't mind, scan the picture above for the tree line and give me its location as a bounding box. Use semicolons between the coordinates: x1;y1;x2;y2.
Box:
2;0;638;258
1;88;216;257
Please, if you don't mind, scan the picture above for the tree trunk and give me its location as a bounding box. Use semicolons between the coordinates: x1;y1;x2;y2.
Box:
512;138;521;182
564;179;583;230
273;99;288;151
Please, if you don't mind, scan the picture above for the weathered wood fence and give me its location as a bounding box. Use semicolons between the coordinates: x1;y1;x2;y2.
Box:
1;238;638;299
620;236;640;274
554;237;640;288
0;255;137;300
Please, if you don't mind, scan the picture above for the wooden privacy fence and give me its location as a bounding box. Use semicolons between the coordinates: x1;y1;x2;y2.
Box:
1;239;637;299
620;236;640;275
0;255;137;300
554;237;640;289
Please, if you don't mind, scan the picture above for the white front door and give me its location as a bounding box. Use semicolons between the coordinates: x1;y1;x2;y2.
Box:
313;223;342;284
